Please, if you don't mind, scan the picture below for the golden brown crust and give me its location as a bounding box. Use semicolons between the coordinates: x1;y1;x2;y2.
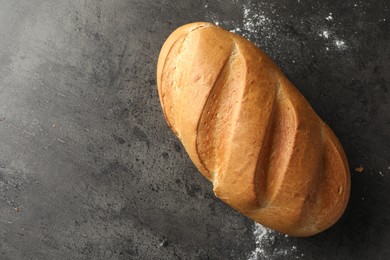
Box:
157;22;350;237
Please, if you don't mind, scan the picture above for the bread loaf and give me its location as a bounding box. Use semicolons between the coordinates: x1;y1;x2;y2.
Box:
157;22;350;237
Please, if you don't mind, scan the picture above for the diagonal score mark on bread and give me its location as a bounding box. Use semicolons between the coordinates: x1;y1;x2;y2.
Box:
196;42;238;182
157;22;350;237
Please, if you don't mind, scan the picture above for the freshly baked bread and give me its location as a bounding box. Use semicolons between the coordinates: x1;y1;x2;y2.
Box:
157;22;350;237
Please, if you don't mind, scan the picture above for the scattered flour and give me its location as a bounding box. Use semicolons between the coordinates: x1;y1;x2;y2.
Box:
334;39;347;50
210;1;349;56
247;223;299;260
247;223;270;260
325;13;333;21
229;4;274;42
319;29;348;51
379;171;384;177
320;30;330;39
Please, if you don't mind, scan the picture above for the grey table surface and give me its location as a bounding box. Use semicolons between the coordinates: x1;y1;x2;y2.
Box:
0;0;389;259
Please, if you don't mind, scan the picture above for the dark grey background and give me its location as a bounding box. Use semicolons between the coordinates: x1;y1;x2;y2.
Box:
0;0;389;259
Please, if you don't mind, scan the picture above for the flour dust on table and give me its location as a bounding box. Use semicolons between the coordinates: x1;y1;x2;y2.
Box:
205;0;351;70
247;223;302;260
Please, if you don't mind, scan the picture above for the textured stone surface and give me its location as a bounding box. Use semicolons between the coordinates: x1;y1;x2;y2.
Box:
0;0;388;259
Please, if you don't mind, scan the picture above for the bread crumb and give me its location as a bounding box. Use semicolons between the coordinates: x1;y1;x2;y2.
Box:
159;239;169;247
354;166;364;173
